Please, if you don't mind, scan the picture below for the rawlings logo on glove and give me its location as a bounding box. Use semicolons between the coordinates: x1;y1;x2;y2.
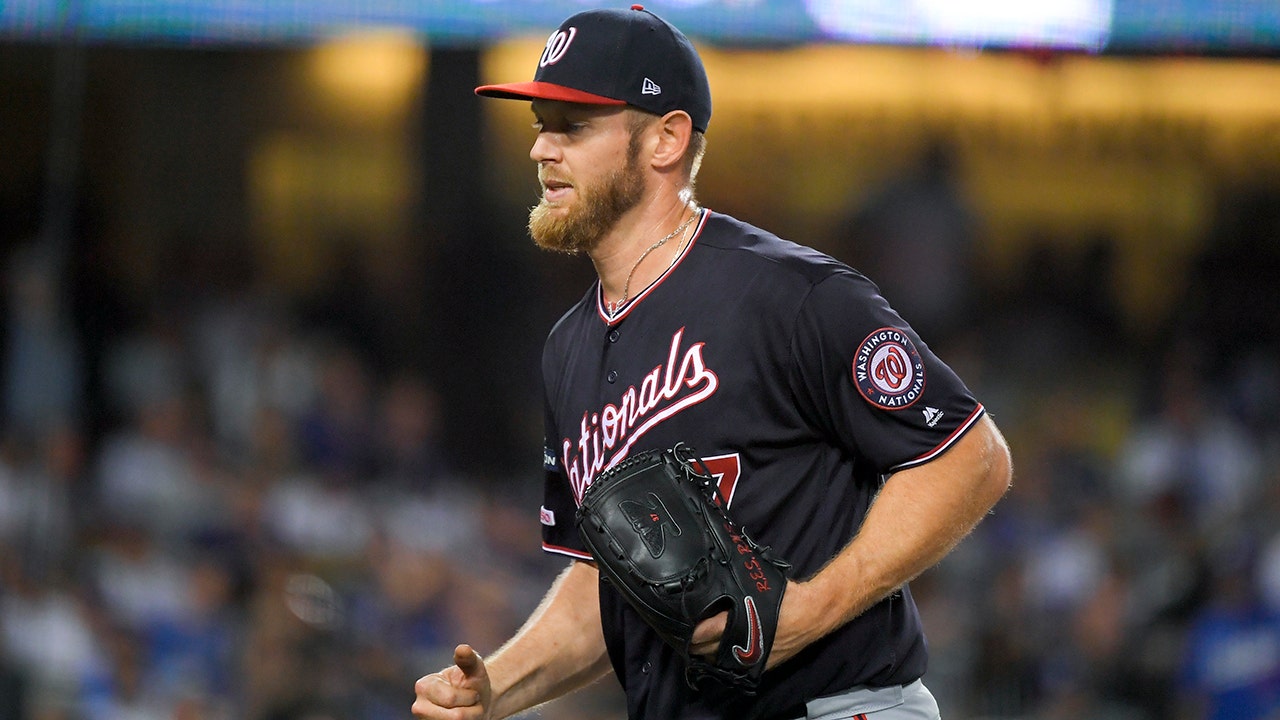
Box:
576;445;790;692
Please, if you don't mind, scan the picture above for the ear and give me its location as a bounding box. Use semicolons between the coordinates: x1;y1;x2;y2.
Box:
650;110;694;173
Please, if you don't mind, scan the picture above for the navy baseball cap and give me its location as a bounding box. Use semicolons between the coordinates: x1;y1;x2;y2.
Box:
475;5;712;132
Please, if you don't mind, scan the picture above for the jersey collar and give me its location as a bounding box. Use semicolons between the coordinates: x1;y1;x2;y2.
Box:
597;208;708;326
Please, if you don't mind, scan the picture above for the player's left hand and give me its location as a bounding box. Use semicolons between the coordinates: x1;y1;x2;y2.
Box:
690;579;816;670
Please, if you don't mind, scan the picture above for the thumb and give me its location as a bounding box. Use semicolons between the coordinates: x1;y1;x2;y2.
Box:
454;644;486;681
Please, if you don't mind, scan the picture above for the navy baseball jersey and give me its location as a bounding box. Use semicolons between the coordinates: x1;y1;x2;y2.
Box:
539;210;985;720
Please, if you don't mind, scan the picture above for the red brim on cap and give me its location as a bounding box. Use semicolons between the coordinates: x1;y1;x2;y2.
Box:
474;81;627;106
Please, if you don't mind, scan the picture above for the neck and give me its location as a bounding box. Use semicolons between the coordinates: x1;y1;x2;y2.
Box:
594;200;698;312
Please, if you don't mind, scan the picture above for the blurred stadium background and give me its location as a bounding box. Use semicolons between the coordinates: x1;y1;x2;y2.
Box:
1;1;1278;719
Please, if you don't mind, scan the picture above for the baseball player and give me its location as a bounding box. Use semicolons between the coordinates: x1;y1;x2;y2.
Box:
412;6;1012;720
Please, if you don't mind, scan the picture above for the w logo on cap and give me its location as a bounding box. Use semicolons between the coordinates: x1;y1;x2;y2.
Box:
641;77;662;95
540;27;577;67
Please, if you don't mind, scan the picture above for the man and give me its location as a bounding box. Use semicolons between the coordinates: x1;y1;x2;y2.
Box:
413;6;1012;719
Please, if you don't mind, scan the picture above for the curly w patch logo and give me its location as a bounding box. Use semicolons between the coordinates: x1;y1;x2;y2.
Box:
619;493;681;558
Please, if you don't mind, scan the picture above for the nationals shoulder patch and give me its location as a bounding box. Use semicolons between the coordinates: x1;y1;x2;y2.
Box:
853;327;926;410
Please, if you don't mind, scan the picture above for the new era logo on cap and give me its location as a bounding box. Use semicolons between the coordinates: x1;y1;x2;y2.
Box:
474;5;712;132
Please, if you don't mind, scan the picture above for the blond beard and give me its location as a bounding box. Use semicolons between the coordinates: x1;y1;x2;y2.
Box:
528;143;646;254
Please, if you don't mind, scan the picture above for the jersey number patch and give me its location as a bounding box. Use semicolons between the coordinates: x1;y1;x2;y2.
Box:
699;453;742;508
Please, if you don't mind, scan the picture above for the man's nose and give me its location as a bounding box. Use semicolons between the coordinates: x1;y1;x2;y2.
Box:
530;132;562;164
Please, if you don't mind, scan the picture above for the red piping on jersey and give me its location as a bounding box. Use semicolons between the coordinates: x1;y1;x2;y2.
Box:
596;209;709;325
890;404;985;473
542;541;594;561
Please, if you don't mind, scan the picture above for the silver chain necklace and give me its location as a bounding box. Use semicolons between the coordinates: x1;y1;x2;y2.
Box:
611;207;699;314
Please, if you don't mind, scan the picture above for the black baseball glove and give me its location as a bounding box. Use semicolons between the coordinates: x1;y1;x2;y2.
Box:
576;444;790;692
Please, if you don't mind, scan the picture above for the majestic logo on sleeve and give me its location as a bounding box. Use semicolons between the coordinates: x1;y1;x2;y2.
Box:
854;327;926;410
563;328;719;503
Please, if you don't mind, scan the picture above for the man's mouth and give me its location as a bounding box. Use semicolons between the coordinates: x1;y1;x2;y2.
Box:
541;179;573;203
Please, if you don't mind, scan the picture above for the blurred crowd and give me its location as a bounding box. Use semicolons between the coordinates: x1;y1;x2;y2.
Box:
1;171;1278;720
0;241;572;719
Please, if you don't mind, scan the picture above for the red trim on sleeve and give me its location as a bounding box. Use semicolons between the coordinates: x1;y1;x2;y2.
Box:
542;542;594;561
889;404;985;473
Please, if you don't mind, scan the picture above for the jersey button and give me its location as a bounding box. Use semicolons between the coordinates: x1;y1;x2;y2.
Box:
607;370;618;383
641;661;652;674
608;329;620;343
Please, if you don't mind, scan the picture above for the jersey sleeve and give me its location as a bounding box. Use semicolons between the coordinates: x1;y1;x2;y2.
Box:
788;269;985;475
540;383;592;560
